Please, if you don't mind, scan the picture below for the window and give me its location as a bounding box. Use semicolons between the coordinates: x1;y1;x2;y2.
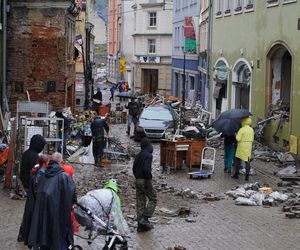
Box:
149;12;156;27
235;0;243;12
245;0;254;9
215;0;222;16
15;81;24;93
189;76;195;90
266;0;278;6
282;0;296;4
224;0;231;14
46;80;56;92
148;39;156;54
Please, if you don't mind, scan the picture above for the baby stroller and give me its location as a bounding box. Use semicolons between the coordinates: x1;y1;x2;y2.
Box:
73;188;129;250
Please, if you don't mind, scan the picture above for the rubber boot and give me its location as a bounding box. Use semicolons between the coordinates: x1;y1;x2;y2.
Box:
126;126;130;135
137;217;153;232
245;174;249;181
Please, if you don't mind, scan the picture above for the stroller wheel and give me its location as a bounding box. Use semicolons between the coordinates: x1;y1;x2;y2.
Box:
72;245;83;250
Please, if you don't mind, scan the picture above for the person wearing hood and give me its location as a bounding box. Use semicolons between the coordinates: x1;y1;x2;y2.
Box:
28;152;76;250
232;117;254;181
20;134;47;191
18;135;47;242
20;155;49;247
132;137;157;232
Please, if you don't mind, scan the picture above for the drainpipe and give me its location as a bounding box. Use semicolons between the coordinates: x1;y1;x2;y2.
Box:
2;0;8;112
206;0;213;111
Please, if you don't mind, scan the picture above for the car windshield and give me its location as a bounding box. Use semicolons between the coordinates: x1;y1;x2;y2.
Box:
141;108;173;121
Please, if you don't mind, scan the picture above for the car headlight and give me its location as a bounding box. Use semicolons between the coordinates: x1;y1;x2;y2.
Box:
165;127;174;134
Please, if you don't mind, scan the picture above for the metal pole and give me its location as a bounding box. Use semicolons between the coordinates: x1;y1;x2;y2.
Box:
182;51;186;107
206;0;213;110
2;0;8;112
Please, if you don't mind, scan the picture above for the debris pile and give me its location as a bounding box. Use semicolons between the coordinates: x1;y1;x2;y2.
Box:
226;183;291;207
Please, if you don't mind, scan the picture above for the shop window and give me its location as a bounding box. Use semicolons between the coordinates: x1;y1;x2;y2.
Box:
15;81;24;93
76;98;81;105
46;80;56;92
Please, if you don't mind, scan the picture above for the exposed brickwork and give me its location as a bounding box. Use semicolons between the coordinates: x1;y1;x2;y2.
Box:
7;2;76;113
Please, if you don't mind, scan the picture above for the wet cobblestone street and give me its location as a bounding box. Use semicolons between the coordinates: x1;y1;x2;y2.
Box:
1;84;300;250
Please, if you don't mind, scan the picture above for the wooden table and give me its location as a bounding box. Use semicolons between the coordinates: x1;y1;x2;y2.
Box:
160;139;206;171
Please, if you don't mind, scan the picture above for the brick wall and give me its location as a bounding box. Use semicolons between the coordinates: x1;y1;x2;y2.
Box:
7;4;76;113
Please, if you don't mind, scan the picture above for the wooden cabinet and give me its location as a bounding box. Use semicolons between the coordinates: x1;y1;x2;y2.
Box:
160;139;206;171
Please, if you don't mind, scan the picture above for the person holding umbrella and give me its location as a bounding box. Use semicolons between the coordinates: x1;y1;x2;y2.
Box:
222;134;237;173
212;109;252;176
232;116;254;181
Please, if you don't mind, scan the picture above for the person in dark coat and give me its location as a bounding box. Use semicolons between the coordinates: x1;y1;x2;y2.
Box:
92;87;103;114
18;135;47;242
125;98;140;136
20;134;47;191
109;85;115;102
22;155;49;248
132;137;157;232
28;152;76;250
222;134;237;173
91;116;109;167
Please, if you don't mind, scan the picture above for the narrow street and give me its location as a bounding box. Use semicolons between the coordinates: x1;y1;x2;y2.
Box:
2;83;299;250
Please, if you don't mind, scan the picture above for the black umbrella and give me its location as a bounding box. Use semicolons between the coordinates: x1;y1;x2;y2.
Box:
116;92;137;99
212;109;252;136
212;118;241;136
218;109;252;119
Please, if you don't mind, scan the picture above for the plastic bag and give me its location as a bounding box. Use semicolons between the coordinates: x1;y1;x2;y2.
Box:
74;189;129;235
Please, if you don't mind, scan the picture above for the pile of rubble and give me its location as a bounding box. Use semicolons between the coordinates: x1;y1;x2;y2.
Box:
225;183;300;211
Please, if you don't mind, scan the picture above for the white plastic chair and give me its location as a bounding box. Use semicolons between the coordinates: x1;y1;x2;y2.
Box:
200;147;216;173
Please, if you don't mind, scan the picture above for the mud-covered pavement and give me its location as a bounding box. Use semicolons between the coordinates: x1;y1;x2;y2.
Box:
1;83;300;250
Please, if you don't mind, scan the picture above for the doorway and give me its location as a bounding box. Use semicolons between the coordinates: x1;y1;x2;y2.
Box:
142;69;158;94
232;63;251;110
266;44;292;116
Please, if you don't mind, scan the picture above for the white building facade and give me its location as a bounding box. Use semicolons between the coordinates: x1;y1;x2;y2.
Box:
131;0;173;96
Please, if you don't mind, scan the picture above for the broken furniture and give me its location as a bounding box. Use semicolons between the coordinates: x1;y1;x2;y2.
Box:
160;139;206;172
188;147;216;179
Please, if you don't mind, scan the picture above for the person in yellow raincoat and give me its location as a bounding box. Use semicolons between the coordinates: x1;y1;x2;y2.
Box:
232;117;254;180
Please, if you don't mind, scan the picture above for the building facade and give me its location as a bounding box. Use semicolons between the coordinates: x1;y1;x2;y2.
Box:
171;0;200;104
121;0;135;89
199;0;211;109
7;0;80;113
75;0;96;111
132;0;172;96
106;0;122;84
211;0;300;156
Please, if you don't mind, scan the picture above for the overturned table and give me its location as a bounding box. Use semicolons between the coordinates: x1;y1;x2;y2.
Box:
160;139;206;171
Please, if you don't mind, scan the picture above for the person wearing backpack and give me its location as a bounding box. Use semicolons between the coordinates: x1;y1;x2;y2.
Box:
125;98;140;136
